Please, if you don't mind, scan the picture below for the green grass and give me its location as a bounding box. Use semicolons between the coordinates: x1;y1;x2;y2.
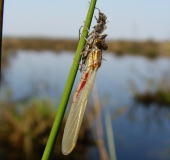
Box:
0;99;94;159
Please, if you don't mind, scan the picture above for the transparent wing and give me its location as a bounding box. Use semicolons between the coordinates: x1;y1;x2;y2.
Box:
62;68;98;155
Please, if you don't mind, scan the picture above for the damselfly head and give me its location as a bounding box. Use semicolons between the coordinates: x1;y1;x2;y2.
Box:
94;35;108;51
94;38;101;45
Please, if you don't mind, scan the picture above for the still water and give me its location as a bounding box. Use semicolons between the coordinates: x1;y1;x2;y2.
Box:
1;50;170;159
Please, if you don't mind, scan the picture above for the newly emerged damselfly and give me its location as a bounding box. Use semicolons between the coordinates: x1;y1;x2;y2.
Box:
62;36;108;155
62;6;108;155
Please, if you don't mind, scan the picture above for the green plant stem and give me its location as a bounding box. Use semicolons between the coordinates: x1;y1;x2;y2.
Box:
42;0;97;159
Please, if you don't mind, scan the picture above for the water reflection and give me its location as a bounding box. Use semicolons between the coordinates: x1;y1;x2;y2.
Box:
2;51;74;101
128;103;170;129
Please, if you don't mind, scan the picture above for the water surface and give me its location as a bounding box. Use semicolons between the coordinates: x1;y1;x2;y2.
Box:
1;51;170;160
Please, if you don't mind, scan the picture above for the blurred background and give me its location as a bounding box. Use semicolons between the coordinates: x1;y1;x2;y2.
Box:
1;0;170;159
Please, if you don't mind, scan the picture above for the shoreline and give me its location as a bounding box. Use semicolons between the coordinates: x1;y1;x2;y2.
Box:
2;37;170;57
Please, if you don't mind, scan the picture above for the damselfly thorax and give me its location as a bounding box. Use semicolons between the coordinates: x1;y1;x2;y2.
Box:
80;34;108;72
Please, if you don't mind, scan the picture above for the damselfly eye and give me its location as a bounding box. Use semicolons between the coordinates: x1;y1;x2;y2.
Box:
95;38;101;44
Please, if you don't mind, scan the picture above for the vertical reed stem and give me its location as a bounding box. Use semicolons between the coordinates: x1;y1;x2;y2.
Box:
105;110;117;160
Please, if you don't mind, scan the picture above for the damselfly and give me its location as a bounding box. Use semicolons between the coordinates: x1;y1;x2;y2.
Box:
62;36;108;155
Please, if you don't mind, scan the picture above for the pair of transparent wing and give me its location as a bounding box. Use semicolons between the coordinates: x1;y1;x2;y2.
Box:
62;68;98;155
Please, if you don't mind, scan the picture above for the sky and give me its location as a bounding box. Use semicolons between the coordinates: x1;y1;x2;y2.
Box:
3;0;170;41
